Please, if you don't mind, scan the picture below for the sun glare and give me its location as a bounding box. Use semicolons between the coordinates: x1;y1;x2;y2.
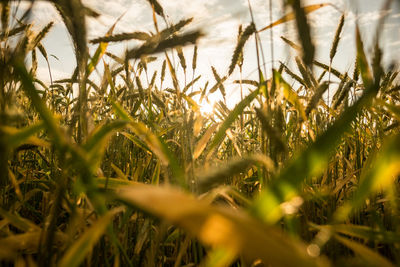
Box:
200;99;216;115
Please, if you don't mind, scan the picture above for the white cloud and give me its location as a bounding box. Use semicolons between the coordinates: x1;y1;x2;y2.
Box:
14;1;61;28
357;9;392;26
36;66;71;84
391;12;400;18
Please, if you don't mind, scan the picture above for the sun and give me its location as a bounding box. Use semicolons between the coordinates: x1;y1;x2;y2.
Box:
199;99;216;115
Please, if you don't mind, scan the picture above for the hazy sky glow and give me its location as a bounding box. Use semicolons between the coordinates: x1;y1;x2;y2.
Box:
16;0;400;107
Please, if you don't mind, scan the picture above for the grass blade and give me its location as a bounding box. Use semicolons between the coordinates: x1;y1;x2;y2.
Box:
197;154;275;193
288;0;316;66
356;24;373;89
259;4;329;33
193;123;219;160
274;70;307;121
207;88;260;156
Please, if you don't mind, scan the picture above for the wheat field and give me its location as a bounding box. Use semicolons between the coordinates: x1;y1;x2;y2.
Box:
0;0;400;266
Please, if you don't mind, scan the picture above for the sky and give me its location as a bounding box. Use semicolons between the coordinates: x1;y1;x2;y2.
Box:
14;0;400;108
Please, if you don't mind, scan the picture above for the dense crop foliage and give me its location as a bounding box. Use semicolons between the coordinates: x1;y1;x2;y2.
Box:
0;0;400;266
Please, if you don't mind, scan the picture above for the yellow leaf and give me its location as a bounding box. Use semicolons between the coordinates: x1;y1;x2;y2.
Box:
259;4;330;32
193;123;219;160
274;71;307;121
117;184;330;267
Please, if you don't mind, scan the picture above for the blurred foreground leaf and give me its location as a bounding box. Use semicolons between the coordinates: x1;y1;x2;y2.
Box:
116;183;330;267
